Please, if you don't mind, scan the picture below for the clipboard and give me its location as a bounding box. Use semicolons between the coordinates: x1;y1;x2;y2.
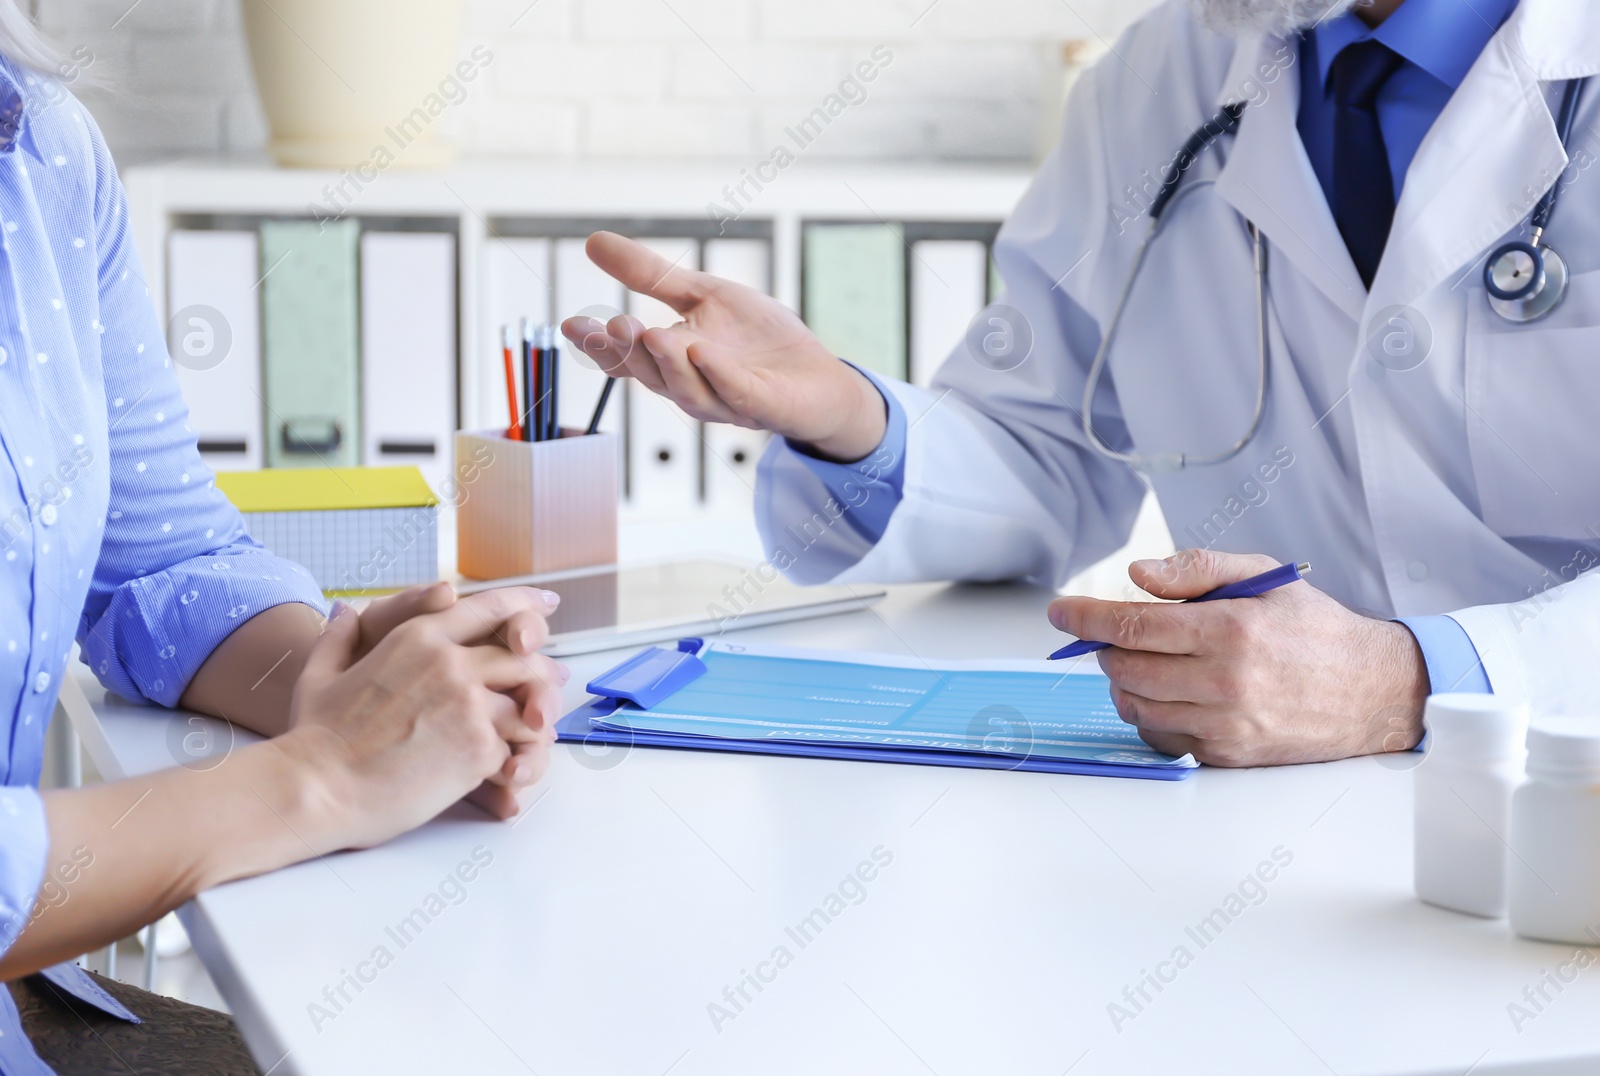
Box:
557;639;1198;781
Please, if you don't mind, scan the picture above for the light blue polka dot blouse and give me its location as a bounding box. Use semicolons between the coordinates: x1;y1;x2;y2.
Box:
0;58;326;1070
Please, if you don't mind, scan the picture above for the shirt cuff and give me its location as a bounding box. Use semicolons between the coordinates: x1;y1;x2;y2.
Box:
780;365;908;545
0;786;48;959
1397;614;1493;695
82;544;330;708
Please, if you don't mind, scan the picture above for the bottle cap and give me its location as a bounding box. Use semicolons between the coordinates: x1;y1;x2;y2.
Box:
1526;717;1600;778
1422;694;1529;760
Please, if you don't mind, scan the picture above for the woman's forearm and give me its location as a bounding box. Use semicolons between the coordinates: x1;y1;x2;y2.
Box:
180;585;463;738
0;736;336;978
7;585;561;978
178;602;325;738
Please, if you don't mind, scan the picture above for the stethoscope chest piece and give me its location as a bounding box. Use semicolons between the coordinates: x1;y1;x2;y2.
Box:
1484;240;1568;323
1481;79;1585;324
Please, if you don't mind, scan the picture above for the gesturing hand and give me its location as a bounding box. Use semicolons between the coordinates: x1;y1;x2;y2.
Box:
280;587;568;845
560;230;888;462
1047;549;1430;767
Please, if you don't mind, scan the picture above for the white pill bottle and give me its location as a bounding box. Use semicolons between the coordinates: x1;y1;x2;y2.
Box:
1413;694;1528;917
1508;718;1600;945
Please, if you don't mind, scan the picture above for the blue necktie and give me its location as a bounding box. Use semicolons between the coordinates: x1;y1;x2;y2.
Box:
1330;40;1406;288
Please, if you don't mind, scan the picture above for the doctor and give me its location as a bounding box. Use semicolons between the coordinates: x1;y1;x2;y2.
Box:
566;0;1599;766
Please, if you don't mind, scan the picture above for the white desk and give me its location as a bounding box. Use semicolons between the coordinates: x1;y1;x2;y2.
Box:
67;581;1600;1076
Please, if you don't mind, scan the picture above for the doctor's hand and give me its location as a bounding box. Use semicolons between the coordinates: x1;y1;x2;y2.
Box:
279;587;569;844
561;231;888;462
1047;550;1431;767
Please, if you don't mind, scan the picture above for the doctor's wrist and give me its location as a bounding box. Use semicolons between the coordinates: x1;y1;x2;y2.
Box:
1358;621;1430;756
795;362;889;464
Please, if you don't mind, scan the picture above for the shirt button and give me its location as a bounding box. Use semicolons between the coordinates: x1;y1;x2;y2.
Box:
32;670;49;693
39;504;56;526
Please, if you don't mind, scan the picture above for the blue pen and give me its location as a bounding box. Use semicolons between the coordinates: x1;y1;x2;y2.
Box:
1048;561;1312;660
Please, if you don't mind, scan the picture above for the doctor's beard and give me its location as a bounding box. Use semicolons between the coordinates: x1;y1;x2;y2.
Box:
1189;0;1361;35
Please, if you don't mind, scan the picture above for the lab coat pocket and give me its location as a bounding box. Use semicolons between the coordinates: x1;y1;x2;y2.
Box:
1465;271;1600;541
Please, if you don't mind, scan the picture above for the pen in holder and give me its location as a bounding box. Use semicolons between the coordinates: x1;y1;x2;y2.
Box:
455;428;619;580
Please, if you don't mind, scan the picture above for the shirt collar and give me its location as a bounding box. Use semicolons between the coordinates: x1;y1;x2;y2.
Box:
1312;0;1519;95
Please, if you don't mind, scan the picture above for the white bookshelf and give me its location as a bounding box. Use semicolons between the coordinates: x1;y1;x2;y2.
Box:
125;159;1031;417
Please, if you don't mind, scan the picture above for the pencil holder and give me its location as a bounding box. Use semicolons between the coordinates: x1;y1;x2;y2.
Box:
455;429;619;580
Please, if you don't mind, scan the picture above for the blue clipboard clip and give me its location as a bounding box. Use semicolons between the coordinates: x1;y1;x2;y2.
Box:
585;638;707;710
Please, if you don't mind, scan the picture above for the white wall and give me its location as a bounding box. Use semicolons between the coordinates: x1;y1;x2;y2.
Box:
34;0;1162;165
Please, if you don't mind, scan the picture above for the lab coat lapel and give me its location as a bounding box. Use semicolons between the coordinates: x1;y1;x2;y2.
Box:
1212;34;1367;324
1371;0;1600;308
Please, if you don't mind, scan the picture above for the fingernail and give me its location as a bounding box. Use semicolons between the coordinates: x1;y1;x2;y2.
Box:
1132;559;1165;574
512;758;532;783
555;662;572;686
539;589;561;610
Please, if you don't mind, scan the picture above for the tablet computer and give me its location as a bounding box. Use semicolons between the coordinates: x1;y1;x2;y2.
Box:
455;556;886;656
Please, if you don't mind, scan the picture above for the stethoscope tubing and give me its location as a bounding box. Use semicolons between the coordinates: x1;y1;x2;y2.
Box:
1081;172;1271;473
1086;75;1587;471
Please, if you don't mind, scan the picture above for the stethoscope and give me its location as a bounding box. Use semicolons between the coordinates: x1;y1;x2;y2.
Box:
1483;78;1585;322
1083;78;1588;474
1082;100;1265;474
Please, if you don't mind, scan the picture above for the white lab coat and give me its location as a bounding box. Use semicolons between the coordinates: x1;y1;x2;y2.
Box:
756;0;1600;715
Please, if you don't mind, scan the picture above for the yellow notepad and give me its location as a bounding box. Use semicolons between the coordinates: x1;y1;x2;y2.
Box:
215;467;438;513
216;467;440;595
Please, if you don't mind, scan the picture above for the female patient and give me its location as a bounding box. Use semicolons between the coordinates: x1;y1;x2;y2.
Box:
0;7;565;1072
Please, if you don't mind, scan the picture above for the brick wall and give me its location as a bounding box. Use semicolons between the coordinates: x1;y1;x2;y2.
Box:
33;0;1160;164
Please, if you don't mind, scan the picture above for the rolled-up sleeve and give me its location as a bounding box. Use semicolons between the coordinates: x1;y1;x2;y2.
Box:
74;111;327;707
0;787;47;957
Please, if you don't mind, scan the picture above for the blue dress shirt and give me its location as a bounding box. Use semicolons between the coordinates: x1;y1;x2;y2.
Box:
1297;0;1519;204
785;0;1508;695
0;60;327;1072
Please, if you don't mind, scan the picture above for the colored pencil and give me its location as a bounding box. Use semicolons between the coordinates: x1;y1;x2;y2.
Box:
542;324;559;440
501;324;522;441
585;377;616;436
521;318;537;442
